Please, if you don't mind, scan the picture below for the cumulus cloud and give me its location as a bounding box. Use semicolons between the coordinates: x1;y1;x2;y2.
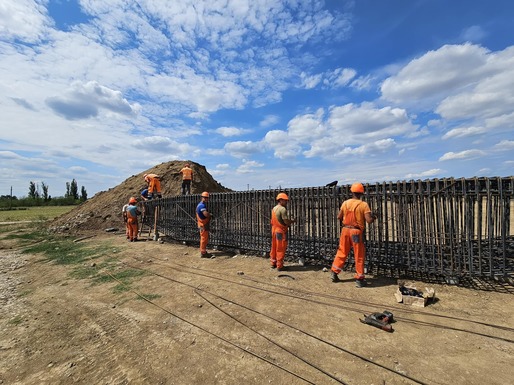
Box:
263;130;302;159
442;126;487;139
236;159;264;174
133;136;195;155
224;141;263;158
439;149;485;161
0;0;50;42
405;169;442;179
46;81;139;120
215;126;251;137
260;115;280;128
494;140;514;151
381;43;493;107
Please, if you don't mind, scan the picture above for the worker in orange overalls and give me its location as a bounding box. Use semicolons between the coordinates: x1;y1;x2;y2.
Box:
143;173;162;199
196;192;213;258
126;197;141;242
180;163;193;195
270;192;296;271
331;183;377;288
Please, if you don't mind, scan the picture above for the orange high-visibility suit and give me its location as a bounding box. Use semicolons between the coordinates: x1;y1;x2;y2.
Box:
144;174;162;198
331;198;372;280
126;204;141;242
196;200;210;255
270;205;290;269
180;166;193;195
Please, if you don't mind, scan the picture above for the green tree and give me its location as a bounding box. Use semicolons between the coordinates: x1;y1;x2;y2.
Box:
28;181;39;199
66;182;71;198
80;186;87;201
70;179;79;200
41;181;49;201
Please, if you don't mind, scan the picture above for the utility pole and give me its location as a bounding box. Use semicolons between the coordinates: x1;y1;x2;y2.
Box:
9;186;12;210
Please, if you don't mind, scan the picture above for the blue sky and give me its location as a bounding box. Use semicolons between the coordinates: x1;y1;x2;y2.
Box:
1;0;513;197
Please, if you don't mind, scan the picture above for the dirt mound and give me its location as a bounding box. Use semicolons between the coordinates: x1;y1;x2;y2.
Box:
50;160;232;233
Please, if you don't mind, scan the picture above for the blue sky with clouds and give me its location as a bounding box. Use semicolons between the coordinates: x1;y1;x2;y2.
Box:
1;0;513;197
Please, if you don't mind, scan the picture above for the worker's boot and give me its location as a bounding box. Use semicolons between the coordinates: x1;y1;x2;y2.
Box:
355;279;367;288
331;271;340;282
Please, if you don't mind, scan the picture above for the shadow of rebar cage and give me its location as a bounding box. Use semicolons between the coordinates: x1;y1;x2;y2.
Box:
142;177;514;285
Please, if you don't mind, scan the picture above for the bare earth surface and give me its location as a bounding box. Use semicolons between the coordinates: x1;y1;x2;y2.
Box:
1;230;513;385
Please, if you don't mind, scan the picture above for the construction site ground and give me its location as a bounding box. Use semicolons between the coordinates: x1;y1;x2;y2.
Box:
1;229;513;385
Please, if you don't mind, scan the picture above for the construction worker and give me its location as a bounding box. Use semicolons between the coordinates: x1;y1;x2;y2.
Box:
330;182;377;287
122;202;129;239
196;192;213;258
140;188;150;201
126;197;141;242
143;173;162;199
270;192;295;271
180;163;193;195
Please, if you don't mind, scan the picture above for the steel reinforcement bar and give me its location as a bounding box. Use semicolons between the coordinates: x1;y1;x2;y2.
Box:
142;177;514;282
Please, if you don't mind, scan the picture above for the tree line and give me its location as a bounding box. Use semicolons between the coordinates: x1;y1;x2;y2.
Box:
0;179;88;208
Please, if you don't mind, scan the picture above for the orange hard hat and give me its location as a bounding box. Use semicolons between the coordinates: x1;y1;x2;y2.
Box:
129;197;137;204
276;192;289;201
350;183;364;193
201;191;210;198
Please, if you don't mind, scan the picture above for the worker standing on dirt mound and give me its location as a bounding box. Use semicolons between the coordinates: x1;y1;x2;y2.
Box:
126;197;141;242
180;163;193;195
196;192;213;258
270;193;296;271
330;182;377;287
143;173;162;199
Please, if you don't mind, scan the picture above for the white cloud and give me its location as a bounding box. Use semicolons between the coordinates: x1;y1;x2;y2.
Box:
300;72;323;89
439;149;485;161
381;43;493;108
442;126;487;139
260;115;280;128
325;67;357;88
405;169;442;179
215;126;251;137
46;80;139;120
263;130;302;159
236;159;264;174
224;141;263;158
494;140;514;151
0;0;51;43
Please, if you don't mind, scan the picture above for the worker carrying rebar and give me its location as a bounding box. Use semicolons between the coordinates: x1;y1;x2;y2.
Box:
180;163;193;195
196;191;213;258
330;183;377;287
143;173;162;199
270;192;296;271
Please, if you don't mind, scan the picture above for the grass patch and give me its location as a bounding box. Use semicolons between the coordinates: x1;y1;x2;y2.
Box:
93;268;147;294
0;206;75;222
8;315;23;325
21;234;113;266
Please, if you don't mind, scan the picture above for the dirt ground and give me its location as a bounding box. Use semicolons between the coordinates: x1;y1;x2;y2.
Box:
1;229;513;385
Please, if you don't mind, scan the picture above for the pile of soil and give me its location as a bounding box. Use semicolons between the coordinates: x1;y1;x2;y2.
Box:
50;160;232;233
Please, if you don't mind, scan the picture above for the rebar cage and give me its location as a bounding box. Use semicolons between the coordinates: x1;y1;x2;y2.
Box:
142;177;514;283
